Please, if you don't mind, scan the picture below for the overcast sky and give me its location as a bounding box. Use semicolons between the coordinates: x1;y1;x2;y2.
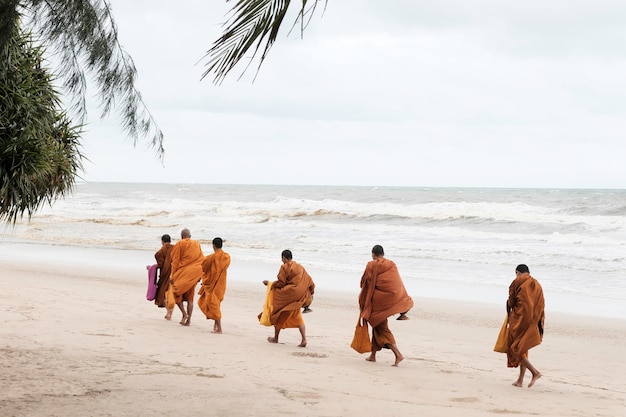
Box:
78;0;626;189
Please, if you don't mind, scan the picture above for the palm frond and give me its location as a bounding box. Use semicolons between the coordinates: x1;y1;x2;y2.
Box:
23;0;164;158
0;0;20;47
0;23;83;223
203;0;328;84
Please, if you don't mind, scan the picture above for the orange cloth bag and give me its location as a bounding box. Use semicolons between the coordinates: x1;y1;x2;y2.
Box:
350;318;372;354
493;315;509;353
258;284;274;327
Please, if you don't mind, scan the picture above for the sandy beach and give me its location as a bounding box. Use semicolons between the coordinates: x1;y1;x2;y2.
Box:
1;245;625;417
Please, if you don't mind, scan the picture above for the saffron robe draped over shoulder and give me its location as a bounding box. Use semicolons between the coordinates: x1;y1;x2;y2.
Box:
358;258;414;328
169;238;204;301
269;261;315;325
154;243;173;307
198;249;231;320
506;273;545;368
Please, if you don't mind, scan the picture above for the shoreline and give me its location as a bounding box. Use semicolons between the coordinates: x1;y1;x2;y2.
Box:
1;243;625;416
2;240;624;320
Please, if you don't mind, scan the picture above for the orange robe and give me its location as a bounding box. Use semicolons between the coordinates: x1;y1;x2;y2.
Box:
198;249;231;320
358;257;414;351
168;238;204;307
267;261;315;328
154;243;173;308
359;258;414;327
506;273;545;368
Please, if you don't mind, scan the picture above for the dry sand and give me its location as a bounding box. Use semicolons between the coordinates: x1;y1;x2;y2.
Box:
1;248;625;417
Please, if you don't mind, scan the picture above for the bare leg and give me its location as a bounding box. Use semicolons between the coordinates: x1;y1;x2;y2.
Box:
513;362;526;387
177;302;188;325
212;319;222;334
267;326;280;343
164;308;173;320
522;357;542;387
297;324;307;347
366;336;377;362
388;344;404;366
183;302;193;326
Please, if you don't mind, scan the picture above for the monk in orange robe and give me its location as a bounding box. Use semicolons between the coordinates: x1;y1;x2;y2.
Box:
261;249;315;347
153;234;174;318
198;237;231;333
507;264;544;387
168;228;204;326
359;245;414;366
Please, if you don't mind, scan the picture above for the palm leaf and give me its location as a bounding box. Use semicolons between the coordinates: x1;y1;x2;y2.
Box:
21;0;164;158
203;0;327;83
0;24;83;223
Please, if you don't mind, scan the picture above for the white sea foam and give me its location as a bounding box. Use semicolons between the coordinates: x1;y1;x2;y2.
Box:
2;182;625;318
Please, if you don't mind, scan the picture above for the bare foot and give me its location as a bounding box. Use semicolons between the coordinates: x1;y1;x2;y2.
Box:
365;355;376;362
267;337;278;343
211;330;223;334
179;315;188;325
512;381;523;387
298;341;307;347
528;373;542;388
392;354;404;367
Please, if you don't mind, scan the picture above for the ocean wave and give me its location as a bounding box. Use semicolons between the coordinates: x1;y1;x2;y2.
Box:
3;183;625;305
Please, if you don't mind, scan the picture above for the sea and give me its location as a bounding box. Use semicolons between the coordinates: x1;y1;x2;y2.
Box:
2;182;625;319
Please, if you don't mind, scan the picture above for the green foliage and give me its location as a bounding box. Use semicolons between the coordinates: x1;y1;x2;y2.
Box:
0;1;165;223
0;24;82;223
23;0;164;156
203;0;327;83
0;1;20;47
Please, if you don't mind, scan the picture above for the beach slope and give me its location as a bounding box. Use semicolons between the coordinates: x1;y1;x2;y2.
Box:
1;247;624;417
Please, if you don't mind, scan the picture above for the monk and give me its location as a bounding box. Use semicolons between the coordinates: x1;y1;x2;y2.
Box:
261;249;315;347
507;264;545;388
198;237;231;333
358;245;414;366
153;234;174;319
167;228;204;326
